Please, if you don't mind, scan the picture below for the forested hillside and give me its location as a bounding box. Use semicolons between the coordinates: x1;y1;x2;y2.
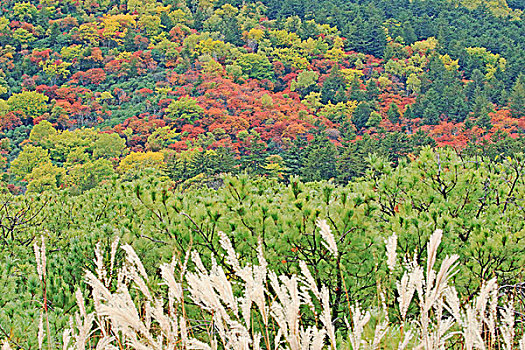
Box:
0;0;524;192
0;0;524;348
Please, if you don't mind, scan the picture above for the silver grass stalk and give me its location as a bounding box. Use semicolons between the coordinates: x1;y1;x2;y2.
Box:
75;289;86;319
40;236;46;279
274;329;283;350
397;272;415;323
187;338;213;350
94;243;107;286
160;263;183;301
348;303;371;350
150;298;172;345
218;231;241;271
38;312;44;350
240;296;252;330
500;303;515;350
62;329;71;350
108;236;120;286
426;229;443;285
316;219;338;258
95;336;117;350
121;244;149;282
1;341;12;350
486;283;498;346
299;260;321;300
444;287;461;324
129;268;153;301
191;250;207;274
300;327;313;350
385;232;397;272
234;241;268;326
299;286;315;314
39;224;525;350
370;319;389;350
209;262;238;314
34;240;43;282
462;305;485;350
426;254;459;309
268;272;301;350
320;286;336;350
397;329;413;350
180;315;188;348
310;328;326;350
73;310;95;350
475;278;497;315
85;270;112;302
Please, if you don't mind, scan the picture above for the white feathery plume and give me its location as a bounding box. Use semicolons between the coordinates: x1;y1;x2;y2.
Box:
486;282;498;346
40;236;46;279
425;254;459;309
218;231;241;271
191;250;206;274
180;316;188;348
397;272;415;323
476;278;497;315
320;286;336;350
385;232;397;271
187;338;213;350
274;329;283;350
444;286;462;326
234;240;268;326
34;237;45;281
215;264;238;313
1;341;12;350
500;303;515;350
108;236;120;285
73;310;95;350
121;244;149;281
95;336;117;350
348;303;371;350
85;270;112;302
316;219;338;258
253;333;262;350
130;268;153;301
240;296;252;330
299;261;321;300
426;229;443;283
150;298;171;344
310;328;326;350
38;312;44;350
370;319;389;350
462;304;485;350
75;288;86;319
62;329;71;350
299;285;315;314
180;249;191;279
94;243;107;285
268;272;301;350
300;327;313;350
160;263;183;301
397;329;413;350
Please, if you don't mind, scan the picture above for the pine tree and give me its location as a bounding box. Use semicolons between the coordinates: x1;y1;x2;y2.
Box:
509;74;525;118
321;64;347;104
301;135;338;181
423;102;440;125
353;102;372;132
387;103;401;124
404;105;414;120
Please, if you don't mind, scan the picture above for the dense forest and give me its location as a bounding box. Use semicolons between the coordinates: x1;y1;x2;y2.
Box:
0;0;524;347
